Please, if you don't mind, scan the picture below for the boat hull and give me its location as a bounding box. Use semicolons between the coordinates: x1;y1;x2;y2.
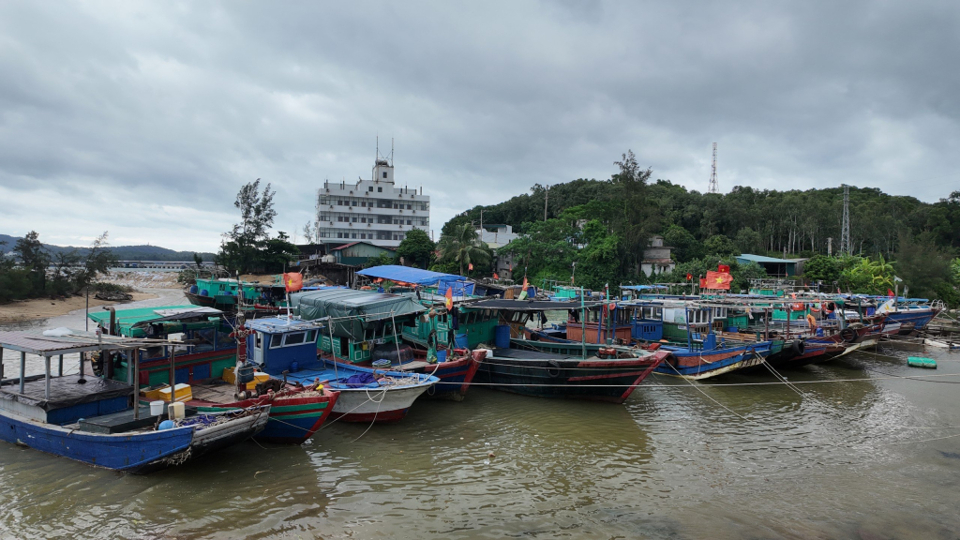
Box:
188;387;338;445
476;350;668;403
655;343;771;380
0;407;193;471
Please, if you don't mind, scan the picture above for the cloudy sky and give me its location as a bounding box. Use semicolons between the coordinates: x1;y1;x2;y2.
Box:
1;1;957;252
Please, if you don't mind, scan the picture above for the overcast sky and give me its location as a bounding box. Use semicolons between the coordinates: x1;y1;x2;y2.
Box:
1;1;957;252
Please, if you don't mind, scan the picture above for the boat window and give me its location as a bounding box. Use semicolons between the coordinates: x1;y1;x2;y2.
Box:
306;330;317;343
195;328;216;353
283;332;306;346
269;335;282;349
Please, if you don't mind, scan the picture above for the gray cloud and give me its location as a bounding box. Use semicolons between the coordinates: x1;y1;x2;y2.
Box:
0;1;957;251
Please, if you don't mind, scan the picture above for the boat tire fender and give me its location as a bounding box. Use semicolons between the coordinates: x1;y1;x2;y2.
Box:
546;360;562;378
840;327;857;343
792;339;805;356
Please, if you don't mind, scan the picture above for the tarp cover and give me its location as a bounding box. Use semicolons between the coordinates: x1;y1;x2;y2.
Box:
292;288;425;340
469;299;604;312
357;265;467;287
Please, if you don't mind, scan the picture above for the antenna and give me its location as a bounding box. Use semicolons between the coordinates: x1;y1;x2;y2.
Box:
391;138;394;166
840;184;851;255
376;136;379;162
708;142;718;194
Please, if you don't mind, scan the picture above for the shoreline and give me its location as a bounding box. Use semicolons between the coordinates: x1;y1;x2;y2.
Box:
0;292;160;325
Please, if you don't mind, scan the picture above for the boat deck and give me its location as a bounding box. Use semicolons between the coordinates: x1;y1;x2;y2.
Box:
191;383;243;404
0;374;132;410
492;348;581;360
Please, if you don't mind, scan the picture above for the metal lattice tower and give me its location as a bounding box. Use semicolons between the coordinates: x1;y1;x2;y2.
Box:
840;184;850;255
708;142;718;194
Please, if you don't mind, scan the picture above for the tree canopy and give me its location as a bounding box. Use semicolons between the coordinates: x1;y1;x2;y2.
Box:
217;180;298;274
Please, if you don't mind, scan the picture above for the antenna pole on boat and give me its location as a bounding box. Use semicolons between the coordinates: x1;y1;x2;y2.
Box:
580;287;586;359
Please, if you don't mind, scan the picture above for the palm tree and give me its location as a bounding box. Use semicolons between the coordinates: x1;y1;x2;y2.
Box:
438;223;490;276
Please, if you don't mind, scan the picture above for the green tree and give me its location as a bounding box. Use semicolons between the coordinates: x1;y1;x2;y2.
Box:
13;231;49;295
437;222;490;276
839;255;894;295
895;231;955;301
217;179;282;274
663;224;702;263
396;229;435;269
802;255;842;285
734;227;763;254
703;234;739;256
363;252;396;269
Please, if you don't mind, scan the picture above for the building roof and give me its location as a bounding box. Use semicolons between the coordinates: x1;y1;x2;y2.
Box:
736;254;798;264
331;241;396;252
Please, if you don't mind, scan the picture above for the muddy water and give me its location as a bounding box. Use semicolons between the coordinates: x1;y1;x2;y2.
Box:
1;301;959;539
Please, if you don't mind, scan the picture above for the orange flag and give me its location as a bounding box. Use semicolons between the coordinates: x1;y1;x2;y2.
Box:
283;272;303;292
444;287;454;310
704;270;732;290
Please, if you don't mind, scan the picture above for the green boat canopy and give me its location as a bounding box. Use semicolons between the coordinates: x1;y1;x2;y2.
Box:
292;289;426;341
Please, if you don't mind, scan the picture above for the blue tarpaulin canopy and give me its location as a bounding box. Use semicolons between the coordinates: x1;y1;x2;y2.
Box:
357;265;467;288
621;285;669;290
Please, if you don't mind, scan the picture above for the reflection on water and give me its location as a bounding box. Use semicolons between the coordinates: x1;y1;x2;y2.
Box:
2;299;960;538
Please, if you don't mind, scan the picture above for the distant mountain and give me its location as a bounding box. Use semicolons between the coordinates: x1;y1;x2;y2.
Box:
0;234;215;261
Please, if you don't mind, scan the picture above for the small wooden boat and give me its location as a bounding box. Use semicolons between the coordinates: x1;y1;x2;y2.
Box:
186;382;339;445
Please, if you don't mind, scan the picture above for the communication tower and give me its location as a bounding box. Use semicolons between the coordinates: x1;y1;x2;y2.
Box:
840;184;851;255
708;143;718;194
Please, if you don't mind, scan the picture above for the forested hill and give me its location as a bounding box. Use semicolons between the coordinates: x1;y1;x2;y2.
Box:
0;234;214;261
444;179;960;259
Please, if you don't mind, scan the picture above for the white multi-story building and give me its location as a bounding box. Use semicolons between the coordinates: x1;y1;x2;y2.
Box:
315;159;430;249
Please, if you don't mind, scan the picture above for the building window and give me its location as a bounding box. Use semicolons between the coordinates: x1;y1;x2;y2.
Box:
368;186;373;192
351;201;357;206
337;200;343;206
382;172;387;179
352;233;357;239
406;204;411;209
407;219;412;225
378;187;382;192
352;217;357;222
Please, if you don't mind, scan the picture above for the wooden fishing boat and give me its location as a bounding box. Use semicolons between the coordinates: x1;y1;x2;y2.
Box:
476;340;669;403
0;330;268;472
88;306;339;444
243;318;438;423
186;383;338;445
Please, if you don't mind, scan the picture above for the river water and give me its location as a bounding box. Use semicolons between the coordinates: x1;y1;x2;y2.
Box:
1;293;958;539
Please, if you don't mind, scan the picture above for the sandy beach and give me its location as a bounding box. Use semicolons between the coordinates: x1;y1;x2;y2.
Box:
0;291;159;324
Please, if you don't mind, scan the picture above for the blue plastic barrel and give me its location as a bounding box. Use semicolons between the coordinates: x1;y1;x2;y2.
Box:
454;333;469;349
437;350;447;363
494;325;511;349
189;285;199;295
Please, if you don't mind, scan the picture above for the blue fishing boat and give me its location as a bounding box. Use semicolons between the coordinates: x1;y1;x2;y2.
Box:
243;318;438;423
87;306;340;445
0;330;268;472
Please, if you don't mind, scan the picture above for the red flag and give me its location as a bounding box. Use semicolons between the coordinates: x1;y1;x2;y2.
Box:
686;273;693;281
468;263;474;271
888;289;895;297
718;264;730;274
699;278;707;288
704;270;733;290
445;287;454;310
283;272;303;292
493;272;499;280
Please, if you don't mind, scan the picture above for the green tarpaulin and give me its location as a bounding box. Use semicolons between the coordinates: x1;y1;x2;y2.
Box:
292;289;425;341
